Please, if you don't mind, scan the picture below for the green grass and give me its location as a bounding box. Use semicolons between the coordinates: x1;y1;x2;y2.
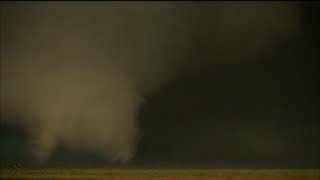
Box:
0;169;319;179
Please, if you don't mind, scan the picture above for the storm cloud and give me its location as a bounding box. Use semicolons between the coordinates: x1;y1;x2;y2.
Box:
1;2;300;163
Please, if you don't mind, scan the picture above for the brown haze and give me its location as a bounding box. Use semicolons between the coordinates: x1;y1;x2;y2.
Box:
0;2;299;163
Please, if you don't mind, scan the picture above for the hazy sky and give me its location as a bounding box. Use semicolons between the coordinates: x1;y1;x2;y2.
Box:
0;2;319;168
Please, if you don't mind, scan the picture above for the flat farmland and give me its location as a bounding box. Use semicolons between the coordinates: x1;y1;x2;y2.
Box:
0;169;319;179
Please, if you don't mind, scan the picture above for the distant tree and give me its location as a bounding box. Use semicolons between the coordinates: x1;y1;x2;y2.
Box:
13;163;22;169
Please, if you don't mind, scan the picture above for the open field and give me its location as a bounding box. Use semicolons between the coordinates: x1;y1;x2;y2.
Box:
1;169;319;180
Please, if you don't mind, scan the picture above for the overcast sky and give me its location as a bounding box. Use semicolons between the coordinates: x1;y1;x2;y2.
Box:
0;2;319;168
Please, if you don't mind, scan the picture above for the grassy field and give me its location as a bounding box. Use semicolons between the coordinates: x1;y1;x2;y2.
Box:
0;169;319;179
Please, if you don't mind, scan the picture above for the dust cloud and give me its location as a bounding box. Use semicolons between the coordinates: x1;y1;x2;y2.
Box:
0;2;299;163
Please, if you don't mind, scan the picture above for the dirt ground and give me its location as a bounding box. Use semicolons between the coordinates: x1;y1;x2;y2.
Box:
0;169;319;179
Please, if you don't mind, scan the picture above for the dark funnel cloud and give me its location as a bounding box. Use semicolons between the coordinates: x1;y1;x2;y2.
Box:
1;2;319;167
